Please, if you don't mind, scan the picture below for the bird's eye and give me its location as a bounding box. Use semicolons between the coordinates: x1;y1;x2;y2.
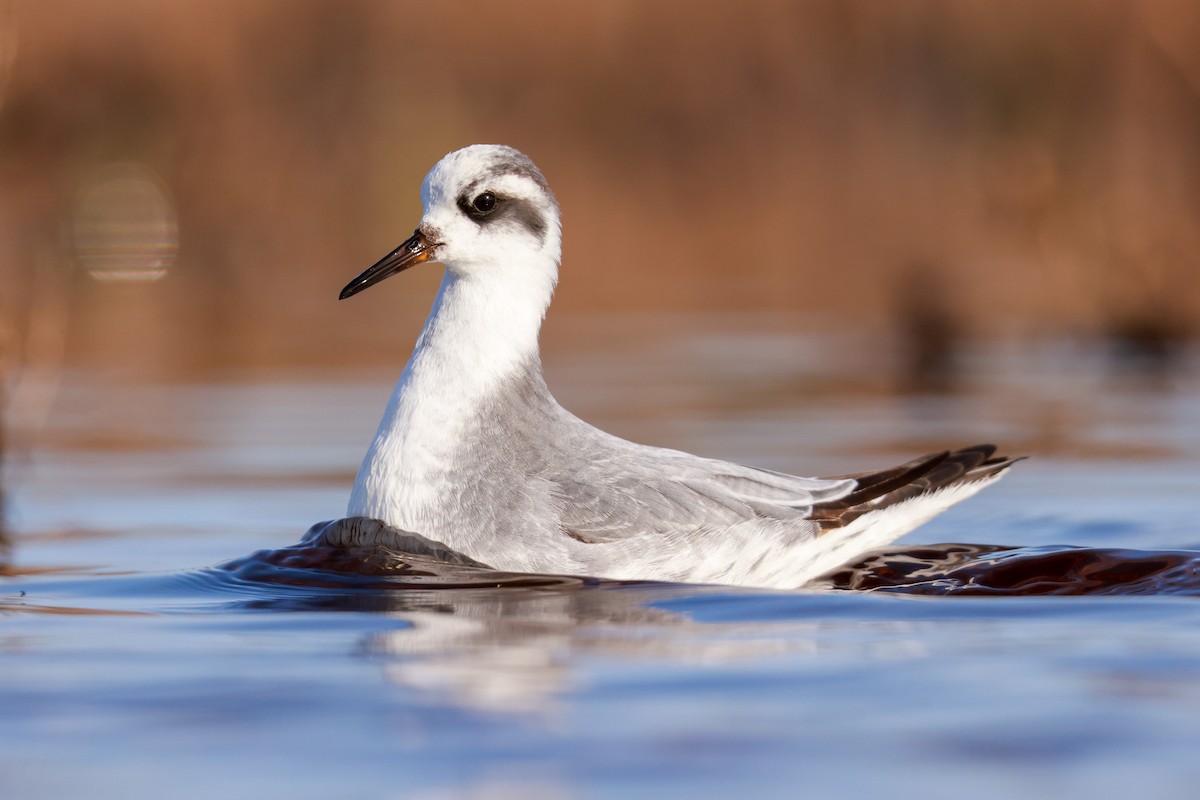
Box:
472;192;497;214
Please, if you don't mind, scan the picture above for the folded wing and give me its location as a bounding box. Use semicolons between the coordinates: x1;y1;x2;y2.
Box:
552;441;1019;544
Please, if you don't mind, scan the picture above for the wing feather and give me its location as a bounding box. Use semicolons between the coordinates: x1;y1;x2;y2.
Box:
549;441;854;543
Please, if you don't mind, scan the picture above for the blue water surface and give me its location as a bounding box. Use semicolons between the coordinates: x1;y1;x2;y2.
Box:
4;327;1199;799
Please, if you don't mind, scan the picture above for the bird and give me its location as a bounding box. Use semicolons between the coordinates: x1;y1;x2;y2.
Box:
338;144;1019;589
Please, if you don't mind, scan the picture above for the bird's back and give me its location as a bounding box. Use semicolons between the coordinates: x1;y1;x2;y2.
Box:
436;360;1018;586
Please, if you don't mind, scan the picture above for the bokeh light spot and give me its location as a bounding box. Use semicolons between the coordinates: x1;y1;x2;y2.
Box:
71;163;179;282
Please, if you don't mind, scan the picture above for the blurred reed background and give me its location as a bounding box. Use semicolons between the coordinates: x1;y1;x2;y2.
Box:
1;0;1198;405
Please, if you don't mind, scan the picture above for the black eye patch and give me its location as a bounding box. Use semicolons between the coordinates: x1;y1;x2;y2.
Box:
458;191;501;220
456;191;548;243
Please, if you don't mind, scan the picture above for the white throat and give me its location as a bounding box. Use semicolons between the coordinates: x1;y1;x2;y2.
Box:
346;258;556;532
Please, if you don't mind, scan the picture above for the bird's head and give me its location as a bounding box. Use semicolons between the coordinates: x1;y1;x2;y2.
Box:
340;145;562;299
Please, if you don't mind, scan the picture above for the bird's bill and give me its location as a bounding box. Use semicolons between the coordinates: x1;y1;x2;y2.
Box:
339;229;436;299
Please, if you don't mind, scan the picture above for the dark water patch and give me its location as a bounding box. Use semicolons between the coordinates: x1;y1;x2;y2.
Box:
818;544;1200;596
207;518;648;613
221;545;600;592
15;537;1198;620
221;518;622;592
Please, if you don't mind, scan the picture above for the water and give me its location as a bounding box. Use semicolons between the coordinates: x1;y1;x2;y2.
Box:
4;317;1200;799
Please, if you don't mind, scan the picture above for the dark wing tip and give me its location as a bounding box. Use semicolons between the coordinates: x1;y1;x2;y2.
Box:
812;444;1022;532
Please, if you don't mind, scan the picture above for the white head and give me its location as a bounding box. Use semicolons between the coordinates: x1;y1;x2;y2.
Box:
340;145;562;300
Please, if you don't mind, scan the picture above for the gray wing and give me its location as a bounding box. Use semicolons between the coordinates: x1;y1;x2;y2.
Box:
545;435;855;543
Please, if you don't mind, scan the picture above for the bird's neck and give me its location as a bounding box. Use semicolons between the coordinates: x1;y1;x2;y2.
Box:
347;264;555;527
410;265;551;391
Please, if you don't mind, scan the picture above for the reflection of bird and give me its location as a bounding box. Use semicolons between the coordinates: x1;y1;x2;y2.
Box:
368;587;797;715
339;145;1019;588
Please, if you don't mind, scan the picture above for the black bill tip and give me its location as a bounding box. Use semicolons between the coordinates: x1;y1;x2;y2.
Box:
339;229;436;300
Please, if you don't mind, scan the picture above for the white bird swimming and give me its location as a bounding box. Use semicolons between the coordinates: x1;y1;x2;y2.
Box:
339;144;1018;589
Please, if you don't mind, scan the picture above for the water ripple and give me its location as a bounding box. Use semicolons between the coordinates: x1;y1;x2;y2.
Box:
818;543;1200;596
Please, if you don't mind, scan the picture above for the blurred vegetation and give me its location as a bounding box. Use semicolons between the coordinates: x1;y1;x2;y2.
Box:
0;0;1198;379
